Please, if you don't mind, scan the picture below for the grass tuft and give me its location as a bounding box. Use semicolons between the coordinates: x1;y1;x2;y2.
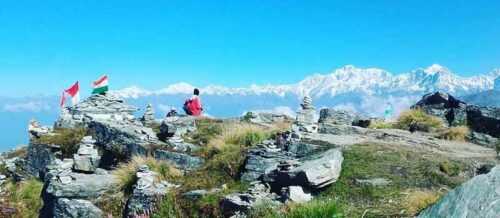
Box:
437;126;470;141
2;179;44;218
395;109;444;132
402;189;441;215
368;120;394;129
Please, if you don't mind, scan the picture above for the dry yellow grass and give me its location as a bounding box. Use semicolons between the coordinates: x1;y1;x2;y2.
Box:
402;189;442;215
207;121;288;151
112;156;181;193
438;126;470;141
395;109;445;132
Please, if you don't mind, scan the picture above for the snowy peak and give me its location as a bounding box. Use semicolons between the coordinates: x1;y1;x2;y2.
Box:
495;76;500;91
114;65;498;99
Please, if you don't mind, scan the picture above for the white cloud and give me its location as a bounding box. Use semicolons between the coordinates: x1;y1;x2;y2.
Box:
2;101;52;112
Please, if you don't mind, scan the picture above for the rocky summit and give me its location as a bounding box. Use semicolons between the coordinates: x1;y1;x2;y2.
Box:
0;91;499;218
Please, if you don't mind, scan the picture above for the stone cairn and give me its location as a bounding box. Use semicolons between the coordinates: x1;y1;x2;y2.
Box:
293;96;318;133
141;104;156;126
73;136;100;173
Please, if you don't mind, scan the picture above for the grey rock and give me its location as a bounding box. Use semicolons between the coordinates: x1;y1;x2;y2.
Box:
280;186;312;203
154;150;204;171
159;115;196;140
318;123;369;135
25;143;57;179
319;108;356;125
140;103;156;126
469;131;499;148
41;171;117;217
220;182;281;218
466;105;500;138
418;166;500;218
240;146;291;182
54;198;103;218
265;149;343;190
355;178;391;187
89;119;162;167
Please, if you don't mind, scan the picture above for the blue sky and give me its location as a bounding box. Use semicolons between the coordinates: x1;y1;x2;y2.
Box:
0;0;499;97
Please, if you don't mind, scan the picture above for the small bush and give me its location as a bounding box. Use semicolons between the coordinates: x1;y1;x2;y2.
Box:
368;120;394;129
95;191;126;217
34;128;87;158
395;109;444;132
113;156;181;194
402;189;441;215
438;126;470;141
152;193;183;218
3;179;44;218
439;160;462;176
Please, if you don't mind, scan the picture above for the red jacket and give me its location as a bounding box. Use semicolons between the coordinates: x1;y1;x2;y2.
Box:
187;96;203;116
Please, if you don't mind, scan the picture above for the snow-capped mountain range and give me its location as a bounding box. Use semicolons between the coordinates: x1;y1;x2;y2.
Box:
113;64;500;99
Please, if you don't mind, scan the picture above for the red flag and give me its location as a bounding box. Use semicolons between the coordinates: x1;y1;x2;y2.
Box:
65;82;80;97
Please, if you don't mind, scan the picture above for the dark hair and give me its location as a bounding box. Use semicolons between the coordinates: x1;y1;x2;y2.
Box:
194;88;200;96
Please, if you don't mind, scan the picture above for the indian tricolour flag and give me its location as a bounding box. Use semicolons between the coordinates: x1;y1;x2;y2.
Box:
92;75;109;94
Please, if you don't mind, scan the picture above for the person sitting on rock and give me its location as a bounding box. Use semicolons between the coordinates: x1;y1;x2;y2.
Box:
183;88;203;116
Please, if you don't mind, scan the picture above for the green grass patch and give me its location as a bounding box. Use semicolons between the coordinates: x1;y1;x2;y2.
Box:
33;128;87;158
319;143;468;217
2;179;44;218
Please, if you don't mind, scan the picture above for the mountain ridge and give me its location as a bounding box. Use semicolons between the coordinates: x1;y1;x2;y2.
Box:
113;64;500;99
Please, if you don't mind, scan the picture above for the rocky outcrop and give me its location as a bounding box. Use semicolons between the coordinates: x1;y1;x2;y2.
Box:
55;94;138;129
125;165;177;217
154;150;204;171
24;143;57;179
89;119;161;167
418;166;500;218
280;186;312;203
465;105;500;138
319;109;371;128
158;115;199;152
72;136;100;173
413;91;468;126
53;198;103;218
140;104;156;126
413;91;500;138
40;155;116;217
240;142;290;182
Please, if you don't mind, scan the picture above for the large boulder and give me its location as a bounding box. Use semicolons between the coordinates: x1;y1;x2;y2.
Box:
240;142;291;182
318;108;371;127
264;148;343;191
412;91;468;126
418;166;500;218
53;198;103;218
159;115;196;140
41;170;117;217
